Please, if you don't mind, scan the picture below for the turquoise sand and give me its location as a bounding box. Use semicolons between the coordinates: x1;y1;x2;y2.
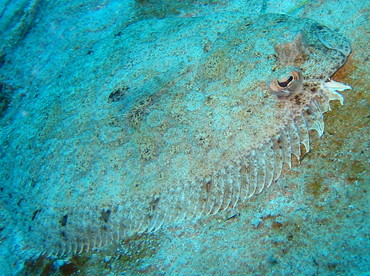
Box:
0;0;368;275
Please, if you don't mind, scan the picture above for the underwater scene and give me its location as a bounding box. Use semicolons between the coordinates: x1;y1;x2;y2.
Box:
0;0;368;275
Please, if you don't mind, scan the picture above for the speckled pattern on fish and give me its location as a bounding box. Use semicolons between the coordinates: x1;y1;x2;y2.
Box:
0;13;351;257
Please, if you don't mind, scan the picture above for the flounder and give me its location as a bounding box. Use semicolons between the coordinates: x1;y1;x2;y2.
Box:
0;13;351;256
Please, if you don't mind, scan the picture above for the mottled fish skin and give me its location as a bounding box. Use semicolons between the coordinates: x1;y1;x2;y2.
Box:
0;13;351;257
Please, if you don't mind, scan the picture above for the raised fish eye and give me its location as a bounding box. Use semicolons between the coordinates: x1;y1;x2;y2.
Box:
277;75;293;87
269;70;303;98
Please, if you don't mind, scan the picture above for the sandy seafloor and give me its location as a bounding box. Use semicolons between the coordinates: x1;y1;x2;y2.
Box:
0;0;369;275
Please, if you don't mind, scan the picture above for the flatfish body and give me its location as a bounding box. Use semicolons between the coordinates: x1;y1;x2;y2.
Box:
0;13;351;256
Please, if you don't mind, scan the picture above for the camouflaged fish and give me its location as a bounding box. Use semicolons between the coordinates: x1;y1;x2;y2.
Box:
0;13;351;256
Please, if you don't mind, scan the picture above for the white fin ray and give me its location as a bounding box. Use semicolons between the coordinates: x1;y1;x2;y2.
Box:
264;140;276;189
281;128;293;168
239;162;250;201
303;102;324;136
290;119;301;159
256;152;267;194
311;99;325;136
248;151;258;198
210;176;224;215
272;135;284;181
231;165;241;208
323;79;350;104
219;175;232;212
296;113;310;152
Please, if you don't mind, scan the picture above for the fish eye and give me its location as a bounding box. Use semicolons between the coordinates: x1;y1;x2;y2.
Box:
277;75;293;87
268;70;303;98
